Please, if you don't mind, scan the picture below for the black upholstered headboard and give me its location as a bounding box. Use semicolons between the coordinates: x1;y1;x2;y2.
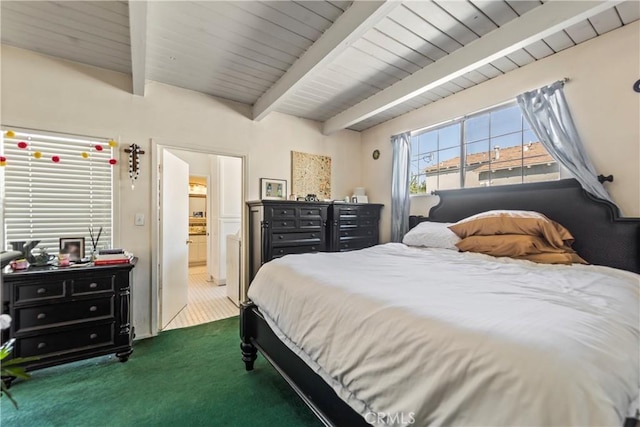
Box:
409;179;640;274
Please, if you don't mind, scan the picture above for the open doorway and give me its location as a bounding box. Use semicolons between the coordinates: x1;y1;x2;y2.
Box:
153;144;243;333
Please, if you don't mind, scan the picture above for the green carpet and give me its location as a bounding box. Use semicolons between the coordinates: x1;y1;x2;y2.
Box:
1;317;322;426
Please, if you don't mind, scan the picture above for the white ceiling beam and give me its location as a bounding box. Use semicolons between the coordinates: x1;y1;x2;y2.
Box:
322;0;621;134
252;0;400;121
128;0;148;96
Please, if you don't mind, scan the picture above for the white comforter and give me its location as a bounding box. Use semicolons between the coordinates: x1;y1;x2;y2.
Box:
247;243;640;426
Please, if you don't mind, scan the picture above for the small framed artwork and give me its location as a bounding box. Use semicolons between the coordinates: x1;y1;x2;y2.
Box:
60;237;85;262
260;178;287;200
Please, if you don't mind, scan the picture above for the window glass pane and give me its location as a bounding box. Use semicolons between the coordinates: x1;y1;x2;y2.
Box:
410;156;420;178
490;105;522;136
465;115;489;143
488;160;522;186
419;130;438;154
524;161;559;183
410;173;427;194
465;139;490;158
490;133;522;167
438;123;460;150
464;140;489;188
522;129;537;144
410;136;420;156
523;140;558;183
437;147;460;190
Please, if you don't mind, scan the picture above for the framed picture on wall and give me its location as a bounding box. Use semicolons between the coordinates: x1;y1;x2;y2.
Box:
59;237;85;262
260;178;287;200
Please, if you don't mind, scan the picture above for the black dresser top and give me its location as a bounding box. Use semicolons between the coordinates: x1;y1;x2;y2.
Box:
2;257;137;278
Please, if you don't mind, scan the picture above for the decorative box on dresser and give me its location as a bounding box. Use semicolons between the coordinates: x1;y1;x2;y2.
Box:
248;201;383;280
330;203;383;252
1;260;136;374
248;200;330;280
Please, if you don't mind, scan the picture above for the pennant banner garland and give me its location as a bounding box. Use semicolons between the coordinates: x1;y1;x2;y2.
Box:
1;129;121;168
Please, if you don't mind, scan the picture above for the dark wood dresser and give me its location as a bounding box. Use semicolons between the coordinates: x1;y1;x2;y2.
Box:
248;201;330;280
248;201;383;280
330;203;383;252
1;260;136;372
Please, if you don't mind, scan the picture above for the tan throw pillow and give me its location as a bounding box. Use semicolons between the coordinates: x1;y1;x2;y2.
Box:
516;253;588;265
455;235;569;257
448;210;573;249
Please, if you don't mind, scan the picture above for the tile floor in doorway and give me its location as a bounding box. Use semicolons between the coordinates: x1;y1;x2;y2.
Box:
164;266;239;331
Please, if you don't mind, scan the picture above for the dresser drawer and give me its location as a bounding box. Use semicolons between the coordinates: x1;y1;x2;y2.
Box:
338;239;377;252
268;207;297;219
271;219;297;230
299;218;323;229
72;275;115;295
272;244;322;258
339;218;359;228
340;227;375;239
272;231;322;245
359;217;377;227
299;207;324;217
16;297;114;332
18;323;115;357
338;206;377;216
15;280;66;303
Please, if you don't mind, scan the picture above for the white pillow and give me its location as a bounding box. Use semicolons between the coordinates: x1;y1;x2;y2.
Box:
402;221;460;250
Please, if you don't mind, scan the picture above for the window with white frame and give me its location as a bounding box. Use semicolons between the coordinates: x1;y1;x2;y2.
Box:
1;128;116;257
410;103;559;194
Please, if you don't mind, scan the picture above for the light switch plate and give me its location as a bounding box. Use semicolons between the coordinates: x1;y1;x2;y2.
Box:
134;213;145;226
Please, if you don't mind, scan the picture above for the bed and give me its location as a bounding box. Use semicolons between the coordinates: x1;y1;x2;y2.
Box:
240;178;640;426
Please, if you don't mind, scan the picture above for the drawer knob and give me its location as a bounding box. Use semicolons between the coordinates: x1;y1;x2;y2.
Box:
344;232;349;236
37;313;46;320
307;211;313;214
90;333;98;340
281;210;287;214
282;222;287;226
89;306;98;312
307;221;313;225
89;282;98;289
311;247;316;251
278;249;284;254
37;342;47;349
310;233;316;238
278;235;284;239
37;288;47;295
344;244;349;248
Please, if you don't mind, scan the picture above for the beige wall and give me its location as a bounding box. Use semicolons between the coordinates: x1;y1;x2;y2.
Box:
0;45;362;338
362;21;640;241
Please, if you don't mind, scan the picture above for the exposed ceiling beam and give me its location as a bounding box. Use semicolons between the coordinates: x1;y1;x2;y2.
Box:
252;0;400;121
322;0;621;135
128;0;148;96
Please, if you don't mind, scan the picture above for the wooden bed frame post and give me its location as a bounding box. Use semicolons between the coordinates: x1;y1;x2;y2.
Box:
240;302;258;371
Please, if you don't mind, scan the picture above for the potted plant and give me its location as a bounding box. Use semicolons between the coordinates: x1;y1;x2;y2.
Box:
1;315;37;409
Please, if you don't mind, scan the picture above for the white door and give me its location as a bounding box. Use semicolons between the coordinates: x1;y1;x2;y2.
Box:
161;150;189;329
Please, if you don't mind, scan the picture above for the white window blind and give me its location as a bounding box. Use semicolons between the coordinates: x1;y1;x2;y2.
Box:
1;128;114;257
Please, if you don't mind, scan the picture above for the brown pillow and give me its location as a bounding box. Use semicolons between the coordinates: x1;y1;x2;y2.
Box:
455;235;570;257
515;253;588;265
448;210;573;249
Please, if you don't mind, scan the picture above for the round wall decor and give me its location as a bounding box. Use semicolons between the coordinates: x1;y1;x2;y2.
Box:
372;149;380;160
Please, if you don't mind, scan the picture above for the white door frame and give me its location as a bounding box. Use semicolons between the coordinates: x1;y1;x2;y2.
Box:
151;140;248;336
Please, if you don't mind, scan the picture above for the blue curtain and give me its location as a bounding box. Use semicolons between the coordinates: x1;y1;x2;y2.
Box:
517;81;615;205
391;132;411;242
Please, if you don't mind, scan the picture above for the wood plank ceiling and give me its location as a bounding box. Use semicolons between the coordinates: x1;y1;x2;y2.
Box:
1;1;638;133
